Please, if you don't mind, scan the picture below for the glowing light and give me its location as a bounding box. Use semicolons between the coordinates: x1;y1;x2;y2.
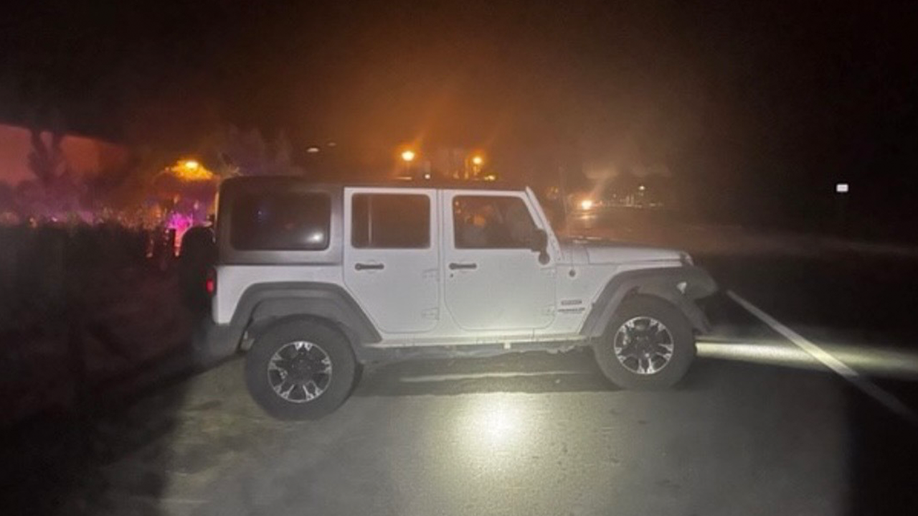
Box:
638;184;646;192
205;269;216;296
401;150;416;163
836;183;849;194
170;159;214;181
306;146;321;154
471;155;484;166
579;199;594;211
461;395;527;449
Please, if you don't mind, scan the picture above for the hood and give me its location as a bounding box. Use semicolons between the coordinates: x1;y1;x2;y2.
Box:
559;236;686;265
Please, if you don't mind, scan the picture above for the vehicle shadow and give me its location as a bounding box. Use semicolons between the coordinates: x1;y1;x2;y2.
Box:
352;349;616;397
350;348;726;398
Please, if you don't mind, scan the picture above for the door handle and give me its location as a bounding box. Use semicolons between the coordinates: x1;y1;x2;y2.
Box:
448;262;478;270
355;263;385;271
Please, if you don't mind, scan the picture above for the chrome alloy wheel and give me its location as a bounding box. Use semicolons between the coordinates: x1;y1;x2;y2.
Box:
267;341;333;403
612;316;675;375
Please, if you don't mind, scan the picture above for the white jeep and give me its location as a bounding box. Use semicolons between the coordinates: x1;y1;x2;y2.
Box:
199;177;716;419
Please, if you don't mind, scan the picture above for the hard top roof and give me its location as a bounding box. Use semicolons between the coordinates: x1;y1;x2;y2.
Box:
220;175;528;192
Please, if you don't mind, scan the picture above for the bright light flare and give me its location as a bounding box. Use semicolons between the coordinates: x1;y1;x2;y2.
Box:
401;150;416;162
459;395;533;453
579;199;594;211
696;339;918;380
471;155;484;166
170;159;214;181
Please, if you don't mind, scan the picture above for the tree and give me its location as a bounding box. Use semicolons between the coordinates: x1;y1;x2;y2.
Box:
199;125;303;178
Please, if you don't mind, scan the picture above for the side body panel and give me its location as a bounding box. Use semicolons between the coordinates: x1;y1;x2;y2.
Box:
342;187;440;333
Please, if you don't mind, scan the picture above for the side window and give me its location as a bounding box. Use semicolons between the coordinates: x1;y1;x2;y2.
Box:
351;194;430;249
230;192;330;250
453;195;537;249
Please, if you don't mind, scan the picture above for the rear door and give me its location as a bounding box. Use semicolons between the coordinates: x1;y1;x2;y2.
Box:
343;188;439;333
442;191;556;331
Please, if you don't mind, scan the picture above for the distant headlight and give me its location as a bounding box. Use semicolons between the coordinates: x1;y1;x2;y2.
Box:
579;199;594;211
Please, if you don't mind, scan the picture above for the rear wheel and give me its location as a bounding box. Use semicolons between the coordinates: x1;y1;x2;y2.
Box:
245;320;356;420
593;295;695;390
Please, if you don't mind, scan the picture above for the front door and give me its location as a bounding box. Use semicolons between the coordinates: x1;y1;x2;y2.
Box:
344;188;439;334
442;192;556;331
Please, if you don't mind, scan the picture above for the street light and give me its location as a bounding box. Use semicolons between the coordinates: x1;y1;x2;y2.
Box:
471;155;484;166
170;159;213;181
400;149;416;179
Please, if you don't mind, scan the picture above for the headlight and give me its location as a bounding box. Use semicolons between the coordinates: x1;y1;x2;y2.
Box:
579;199;594;211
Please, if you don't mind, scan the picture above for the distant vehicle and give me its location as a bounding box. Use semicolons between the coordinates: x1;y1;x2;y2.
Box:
198;177;717;419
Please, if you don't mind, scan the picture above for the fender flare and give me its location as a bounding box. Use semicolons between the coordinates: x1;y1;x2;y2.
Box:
204;282;381;361
579;266;717;338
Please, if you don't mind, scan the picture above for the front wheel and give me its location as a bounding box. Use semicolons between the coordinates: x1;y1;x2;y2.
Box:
245;320;357;420
593;295;695;390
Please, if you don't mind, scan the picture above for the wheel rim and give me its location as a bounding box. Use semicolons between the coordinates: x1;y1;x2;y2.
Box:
267;341;332;403
612;316;674;375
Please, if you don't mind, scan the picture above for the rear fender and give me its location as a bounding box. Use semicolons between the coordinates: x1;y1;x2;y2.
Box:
207;282;381;361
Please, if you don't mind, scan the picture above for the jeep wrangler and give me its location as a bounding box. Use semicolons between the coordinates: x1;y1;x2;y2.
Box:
198;177;716;419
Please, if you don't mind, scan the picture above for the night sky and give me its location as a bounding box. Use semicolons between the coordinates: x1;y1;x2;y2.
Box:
2;1;916;224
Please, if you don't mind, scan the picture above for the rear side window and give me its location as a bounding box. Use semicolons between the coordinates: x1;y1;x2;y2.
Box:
230;192;331;250
351;194;430;249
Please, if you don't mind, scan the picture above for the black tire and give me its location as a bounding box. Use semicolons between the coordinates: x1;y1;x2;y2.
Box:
245;320;356;420
593;295;695;390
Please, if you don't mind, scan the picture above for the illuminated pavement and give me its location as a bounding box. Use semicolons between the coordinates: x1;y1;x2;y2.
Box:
46;240;918;515
96;352;850;516
85;285;918;516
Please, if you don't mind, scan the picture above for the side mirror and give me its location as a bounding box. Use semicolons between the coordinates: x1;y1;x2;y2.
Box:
529;228;548;253
530;229;551;265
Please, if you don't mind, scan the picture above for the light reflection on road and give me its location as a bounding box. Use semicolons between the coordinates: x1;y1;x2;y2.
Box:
698;339;918;380
453;394;542;477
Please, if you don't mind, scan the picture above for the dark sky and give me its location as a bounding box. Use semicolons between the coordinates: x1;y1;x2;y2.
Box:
2;1;916;219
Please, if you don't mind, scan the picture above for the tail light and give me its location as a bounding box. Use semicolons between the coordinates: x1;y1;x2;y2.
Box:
205;267;216;296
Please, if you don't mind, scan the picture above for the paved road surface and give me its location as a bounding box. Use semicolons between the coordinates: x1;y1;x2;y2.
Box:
5;224;918;515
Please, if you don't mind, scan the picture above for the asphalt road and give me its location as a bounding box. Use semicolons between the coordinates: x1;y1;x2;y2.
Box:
6;221;918;516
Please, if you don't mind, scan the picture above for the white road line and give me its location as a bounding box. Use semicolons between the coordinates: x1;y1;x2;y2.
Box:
400;370;586;383
728;290;918;425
